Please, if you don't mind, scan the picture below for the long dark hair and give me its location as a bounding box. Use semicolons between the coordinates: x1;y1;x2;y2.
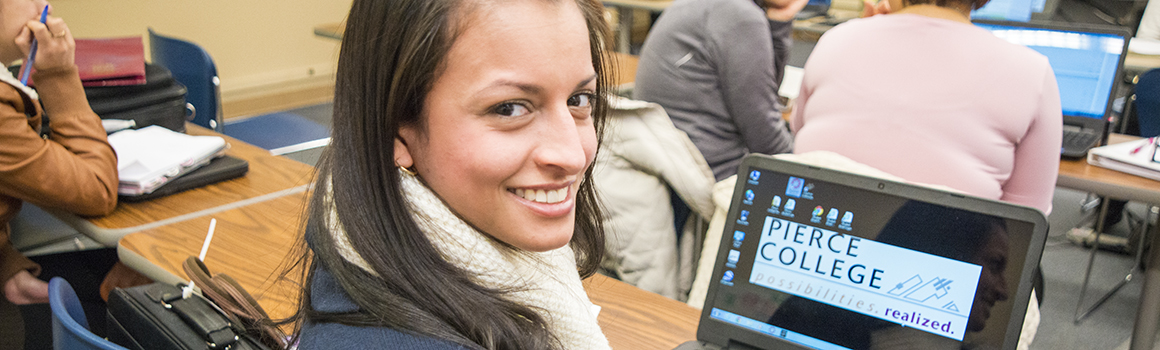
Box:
284;0;612;348
903;0;992;10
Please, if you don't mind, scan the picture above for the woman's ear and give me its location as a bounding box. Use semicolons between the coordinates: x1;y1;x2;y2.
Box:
394;136;414;169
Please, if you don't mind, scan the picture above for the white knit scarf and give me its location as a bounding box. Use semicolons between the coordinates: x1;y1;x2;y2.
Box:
327;170;611;350
0;68;38;100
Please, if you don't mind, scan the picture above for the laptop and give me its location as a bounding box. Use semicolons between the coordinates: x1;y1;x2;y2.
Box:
676;154;1048;350
795;0;831;20
971;0;1046;22
972;20;1131;159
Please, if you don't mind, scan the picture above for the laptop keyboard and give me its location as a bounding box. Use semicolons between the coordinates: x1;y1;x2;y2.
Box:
1062;125;1099;151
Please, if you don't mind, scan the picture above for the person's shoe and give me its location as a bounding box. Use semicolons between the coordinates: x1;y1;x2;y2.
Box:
1067;227;1131;253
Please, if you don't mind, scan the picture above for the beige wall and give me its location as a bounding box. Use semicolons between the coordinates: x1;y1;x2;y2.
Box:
52;0;351;103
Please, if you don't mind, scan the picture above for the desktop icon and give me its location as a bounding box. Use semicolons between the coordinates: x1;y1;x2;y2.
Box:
812;206;824;217
749;170;761;182
785;199;796;211
839;211;854;230
827;208;839;221
723;270;735;283
733;230;745;244
727;249;741;266
739;210;749;223
745;189;755;202
772;195;782;208
785;177;805;198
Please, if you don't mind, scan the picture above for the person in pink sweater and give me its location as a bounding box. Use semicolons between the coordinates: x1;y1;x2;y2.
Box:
791;0;1062;215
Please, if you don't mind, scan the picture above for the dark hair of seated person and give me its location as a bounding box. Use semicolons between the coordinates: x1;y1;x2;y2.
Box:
902;0;992;10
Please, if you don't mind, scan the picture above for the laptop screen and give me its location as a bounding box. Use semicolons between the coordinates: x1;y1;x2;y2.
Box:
974;22;1126;120
972;0;1037;22
699;156;1045;350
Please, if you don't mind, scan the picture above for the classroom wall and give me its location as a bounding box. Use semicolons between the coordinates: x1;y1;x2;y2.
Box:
52;0;351;103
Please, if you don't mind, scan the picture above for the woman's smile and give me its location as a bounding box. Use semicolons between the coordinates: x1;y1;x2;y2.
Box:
511;186;570;205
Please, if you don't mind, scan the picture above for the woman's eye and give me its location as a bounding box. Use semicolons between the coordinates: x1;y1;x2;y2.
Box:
494;102;530;117
568;93;593;108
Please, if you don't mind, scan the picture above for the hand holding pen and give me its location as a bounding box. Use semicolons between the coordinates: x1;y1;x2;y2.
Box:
17;5;47;85
14;5;76;84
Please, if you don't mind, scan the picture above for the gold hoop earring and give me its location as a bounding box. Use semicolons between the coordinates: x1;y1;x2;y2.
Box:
399;166;417;176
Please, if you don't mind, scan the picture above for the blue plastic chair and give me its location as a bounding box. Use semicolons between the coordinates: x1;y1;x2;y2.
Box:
148;28;223;132
48;277;128;350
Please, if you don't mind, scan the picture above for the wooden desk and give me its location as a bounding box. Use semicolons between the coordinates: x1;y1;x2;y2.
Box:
118;195;308;321
1057;134;1160;205
1056;133;1160;350
52;124;315;246
585;275;699;349
611;52;639;87
118;196;700;349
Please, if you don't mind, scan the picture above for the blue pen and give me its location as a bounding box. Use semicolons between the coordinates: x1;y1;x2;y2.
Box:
18;5;49;86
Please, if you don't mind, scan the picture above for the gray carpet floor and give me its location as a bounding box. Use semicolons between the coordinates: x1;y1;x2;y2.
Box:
1034;188;1152;349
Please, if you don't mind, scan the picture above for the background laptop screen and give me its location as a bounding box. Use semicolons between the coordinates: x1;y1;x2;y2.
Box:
974;22;1126;119
705;166;1038;350
972;0;1037;22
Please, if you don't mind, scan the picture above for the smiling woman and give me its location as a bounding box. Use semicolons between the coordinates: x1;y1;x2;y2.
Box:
285;0;613;349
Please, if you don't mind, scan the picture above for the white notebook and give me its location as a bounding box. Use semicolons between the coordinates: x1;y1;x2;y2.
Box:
107;126;227;195
1087;138;1160;181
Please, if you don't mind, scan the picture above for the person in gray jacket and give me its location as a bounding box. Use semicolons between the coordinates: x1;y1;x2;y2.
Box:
634;0;804;180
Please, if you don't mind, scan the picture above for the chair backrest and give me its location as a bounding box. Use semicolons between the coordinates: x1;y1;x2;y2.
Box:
48;277;128;350
1133;68;1160;138
148;28;223;132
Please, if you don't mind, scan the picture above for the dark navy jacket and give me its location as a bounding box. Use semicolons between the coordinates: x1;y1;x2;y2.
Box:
297;268;469;350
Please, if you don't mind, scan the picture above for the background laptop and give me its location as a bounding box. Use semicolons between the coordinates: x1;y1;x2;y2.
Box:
677;155;1048;350
971;0;1049;22
973;20;1130;159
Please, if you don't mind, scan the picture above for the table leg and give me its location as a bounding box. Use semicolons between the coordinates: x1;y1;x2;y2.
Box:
617;6;633;53
1131;207;1160;350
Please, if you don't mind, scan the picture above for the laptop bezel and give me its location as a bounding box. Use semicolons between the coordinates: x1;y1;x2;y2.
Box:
971;19;1131;158
693;154;1049;350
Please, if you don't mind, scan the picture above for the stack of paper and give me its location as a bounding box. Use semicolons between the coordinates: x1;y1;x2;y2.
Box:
1087;138;1160;181
107;126;227;195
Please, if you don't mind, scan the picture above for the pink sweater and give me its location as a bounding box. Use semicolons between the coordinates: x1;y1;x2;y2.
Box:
791;14;1062;214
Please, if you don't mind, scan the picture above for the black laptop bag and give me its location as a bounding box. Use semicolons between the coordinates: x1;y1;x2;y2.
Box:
9;62;189;133
84;63;189;133
106;282;271;350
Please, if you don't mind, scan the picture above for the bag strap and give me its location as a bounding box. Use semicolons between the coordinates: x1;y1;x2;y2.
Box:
161;292;241;350
211;273;285;347
183;257;287;350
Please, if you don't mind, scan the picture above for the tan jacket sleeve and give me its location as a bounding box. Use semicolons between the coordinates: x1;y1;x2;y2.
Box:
0;66;118;215
0;65;118;285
